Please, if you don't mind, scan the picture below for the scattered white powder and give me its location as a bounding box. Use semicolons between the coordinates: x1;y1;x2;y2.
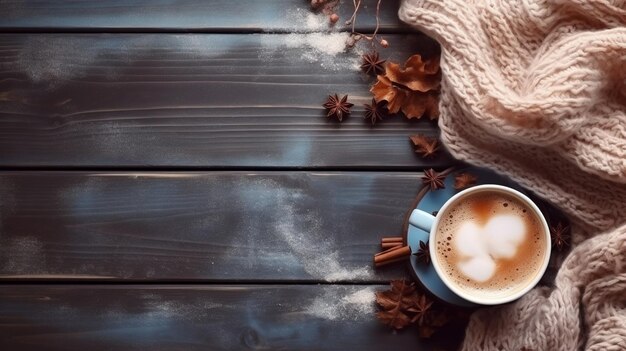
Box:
142;295;225;321
260;7;365;71
10;35;222;87
304;11;328;32
1;236;45;274
305;287;376;321
13;37;113;85
284;32;349;56
262;32;364;72
271;190;372;282
236;179;373;282
283;8;329;32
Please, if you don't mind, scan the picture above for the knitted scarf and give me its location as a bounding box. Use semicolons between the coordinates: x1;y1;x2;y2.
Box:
398;1;626;350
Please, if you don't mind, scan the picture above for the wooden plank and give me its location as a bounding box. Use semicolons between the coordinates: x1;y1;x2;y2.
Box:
0;33;445;168
0;0;407;32
0;171;428;281
0;284;463;350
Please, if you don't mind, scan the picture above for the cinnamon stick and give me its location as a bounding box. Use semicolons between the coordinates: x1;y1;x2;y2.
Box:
375;244;404;258
373;245;411;267
381;242;402;249
375;256;410;267
381;237;403;244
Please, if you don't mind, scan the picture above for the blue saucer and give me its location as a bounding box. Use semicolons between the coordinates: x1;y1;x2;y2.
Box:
406;167;521;307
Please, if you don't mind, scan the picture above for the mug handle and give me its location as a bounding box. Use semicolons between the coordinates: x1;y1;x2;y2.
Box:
409;209;435;232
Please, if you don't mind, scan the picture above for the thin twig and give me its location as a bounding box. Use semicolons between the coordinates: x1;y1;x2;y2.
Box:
372;0;382;45
348;0;383;48
350;0;361;33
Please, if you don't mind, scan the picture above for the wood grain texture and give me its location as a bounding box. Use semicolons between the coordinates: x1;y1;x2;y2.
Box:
0;33;445;168
0;0;407;32
0;284;464;351
0;171;431;281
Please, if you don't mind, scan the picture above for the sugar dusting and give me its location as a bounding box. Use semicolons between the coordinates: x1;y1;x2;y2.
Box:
283;8;330;33
1;237;46;274
142;294;226;321
274;198;371;282
261;8;364;71
10;35;224;87
13;37;115;85
305;287;376;321
237;179;373;282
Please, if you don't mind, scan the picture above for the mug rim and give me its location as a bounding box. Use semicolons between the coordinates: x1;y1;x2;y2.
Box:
428;184;551;305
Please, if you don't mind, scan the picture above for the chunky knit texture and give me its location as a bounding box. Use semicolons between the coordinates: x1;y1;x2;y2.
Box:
398;0;626;350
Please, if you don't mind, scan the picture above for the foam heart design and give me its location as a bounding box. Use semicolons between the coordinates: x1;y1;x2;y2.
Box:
455;215;527;282
458;255;496;283
484;215;526;259
456;222;488;257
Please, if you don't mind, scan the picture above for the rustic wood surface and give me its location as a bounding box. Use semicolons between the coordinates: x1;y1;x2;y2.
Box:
0;171;427;282
0;33;444;168
0;1;465;350
0;285;464;351
0;0;408;32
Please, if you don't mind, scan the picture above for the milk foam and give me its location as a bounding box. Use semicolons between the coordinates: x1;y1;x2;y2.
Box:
454;215;526;282
458;256;495;282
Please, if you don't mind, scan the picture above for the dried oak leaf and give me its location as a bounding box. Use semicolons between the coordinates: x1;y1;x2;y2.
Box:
370;54;440;120
376;280;468;338
454;172;478;190
410;134;439;158
385;54;440;92
375;280;419;330
422;168;446;190
371;76;439;120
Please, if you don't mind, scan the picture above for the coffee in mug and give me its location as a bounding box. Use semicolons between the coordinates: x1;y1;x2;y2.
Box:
434;190;547;300
410;185;551;305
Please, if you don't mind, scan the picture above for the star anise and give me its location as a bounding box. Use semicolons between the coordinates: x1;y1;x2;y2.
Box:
408;294;433;326
422;169;445;190
413;240;430;264
454;172;478;190
375;280;418;330
323;94;354;122
410;134;439;158
361;51;386;76
376;280;467;337
364;98;385;125
550;222;570;250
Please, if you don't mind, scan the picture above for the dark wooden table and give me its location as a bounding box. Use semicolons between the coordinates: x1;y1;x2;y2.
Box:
0;1;461;349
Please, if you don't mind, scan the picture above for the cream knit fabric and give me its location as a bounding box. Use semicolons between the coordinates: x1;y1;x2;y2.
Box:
398;0;626;350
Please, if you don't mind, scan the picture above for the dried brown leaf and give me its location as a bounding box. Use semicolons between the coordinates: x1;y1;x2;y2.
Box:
376;310;413;330
375;280;469;338
410;134;439;158
371;76;439;120
454;172;478;190
385;54;440;92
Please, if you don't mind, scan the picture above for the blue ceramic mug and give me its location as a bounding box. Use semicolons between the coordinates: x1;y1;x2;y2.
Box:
409;184;551;305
